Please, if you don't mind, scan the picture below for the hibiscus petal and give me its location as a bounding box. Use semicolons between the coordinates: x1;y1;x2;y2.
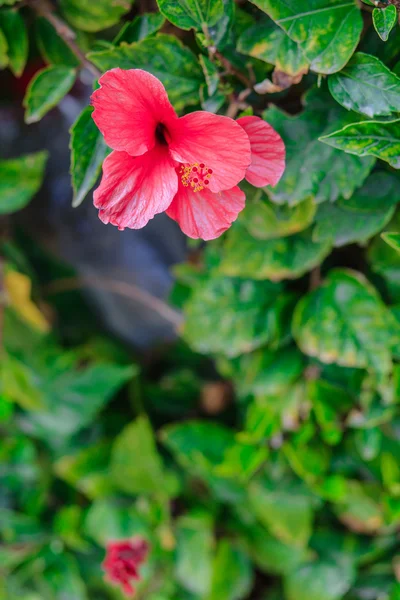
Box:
166;182;245;240
237;116;285;187
94;148;178;230
168;112;251;193
91;68;177;156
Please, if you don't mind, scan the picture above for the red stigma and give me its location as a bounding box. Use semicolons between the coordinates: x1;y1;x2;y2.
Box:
180;162;213;192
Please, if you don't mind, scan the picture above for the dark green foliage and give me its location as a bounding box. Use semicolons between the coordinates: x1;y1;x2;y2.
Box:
3;0;400;598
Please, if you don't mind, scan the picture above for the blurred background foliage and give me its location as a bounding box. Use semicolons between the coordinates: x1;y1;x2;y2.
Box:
2;0;400;598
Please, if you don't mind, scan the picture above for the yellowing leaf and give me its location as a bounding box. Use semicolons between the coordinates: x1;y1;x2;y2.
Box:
5;271;50;333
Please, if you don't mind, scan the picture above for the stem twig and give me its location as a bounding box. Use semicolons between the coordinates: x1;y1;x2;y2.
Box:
44;276;183;328
30;0;101;78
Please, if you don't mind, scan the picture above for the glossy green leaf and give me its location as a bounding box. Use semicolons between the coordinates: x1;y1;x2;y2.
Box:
23;65;76;124
0;9;28;76
88;34;203;112
328;53;400;117
285;559;355;600
382;232;400;252
293;269;400;373
219;223;331;281
111;416;166;496
23;362;134;442
238;18;308;76
183;275;293;357
161;420;235;474
248;0;363;74
207;540;253;600
0;27;8;68
157;0;224;30
313;171;400;247
373;5;397;42
60;0;132;32
240;189;316;240
249;478;314;548
176;512;214;596
35;17;79;67
0;0;20;4
207;0;234;48
70;106;109;207
320;118;400;168
113;12;165;44
219;345;304;398
265;90;375;206
0;151;48;215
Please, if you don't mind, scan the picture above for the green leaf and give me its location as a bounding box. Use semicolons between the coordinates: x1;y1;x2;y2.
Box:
368;213;400;302
23;65;76;124
1;354;44;410
53;505;88;551
183;275;293;357
313;171;399;247
176;512;214;596
113;12;165;44
248;0;363;74
293;269;400;374
207;540;253;600
333;480;383;533
219;345;304;398
207;0;234;49
35;17;79;67
249;478;314;548
265;90;375;206
88;34;203;112
328;52;400;118
60;0;132;32
0;27;8;69
111;416;166;496
84;499;149;546
373;4;397;42
0;151;48;214
309;380;353;445
0;9;28;76
219;223;331;281
24;362;134;442
69;106;109;207
157;0;224;30
237;18;309;76
320;118;400;168
199;54;220;96
240;188;316;240
284;559;355;600
0;0;20;4
54;442;114;499
161;420;244;501
39;552;88;600
161;420;235;475
382;232;400;252
238;522;308;576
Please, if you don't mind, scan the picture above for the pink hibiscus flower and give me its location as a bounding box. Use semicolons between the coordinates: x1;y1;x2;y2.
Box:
91;68;285;240
102;537;149;597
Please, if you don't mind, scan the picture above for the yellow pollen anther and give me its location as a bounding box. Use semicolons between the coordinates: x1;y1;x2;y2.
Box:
180;163;213;192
